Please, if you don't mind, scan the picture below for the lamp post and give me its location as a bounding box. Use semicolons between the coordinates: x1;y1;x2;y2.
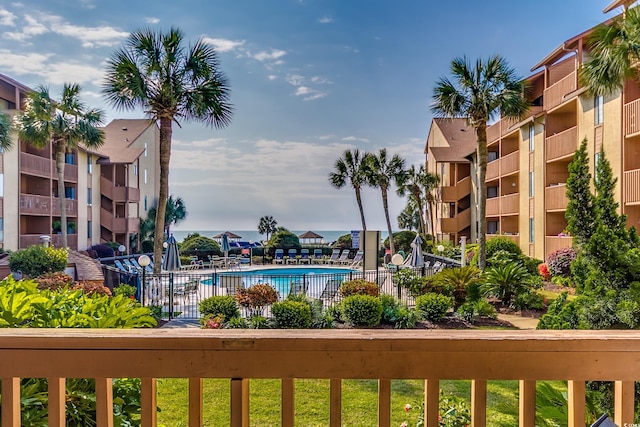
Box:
249;240;254;266
391;253;404;299
138;254;151;306
118;244;126;256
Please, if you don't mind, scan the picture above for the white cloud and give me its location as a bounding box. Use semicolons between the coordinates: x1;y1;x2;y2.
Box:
0;9;16;26
311;76;332;84
342;136;370;143
0;49;103;84
251;49;286;61
4;14;48;41
294;86;326;101
318;15;333;24
286;74;304;86
202;37;245;53
267;75;277;81
79;0;96;9
145;17;160;24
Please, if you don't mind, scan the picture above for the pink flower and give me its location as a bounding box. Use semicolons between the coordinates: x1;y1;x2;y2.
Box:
404;404;411;412
400;423;408;427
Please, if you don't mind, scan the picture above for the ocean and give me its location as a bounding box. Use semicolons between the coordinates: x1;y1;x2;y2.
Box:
171;230;390;245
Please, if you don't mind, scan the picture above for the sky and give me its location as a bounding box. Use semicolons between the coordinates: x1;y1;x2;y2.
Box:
0;0;618;233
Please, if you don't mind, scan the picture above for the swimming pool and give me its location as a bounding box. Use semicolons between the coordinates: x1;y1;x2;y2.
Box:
207;266;359;298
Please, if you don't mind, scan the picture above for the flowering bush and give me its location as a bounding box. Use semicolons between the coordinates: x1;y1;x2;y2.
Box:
34;272;74;290
339;279;379;297
72;281;112;297
235;284;278;316
546;247;577;277
537;263;551;281
202;314;224;329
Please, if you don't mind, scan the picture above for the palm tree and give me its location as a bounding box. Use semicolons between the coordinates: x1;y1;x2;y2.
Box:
103;28;233;273
432;56;529;269
329;149;369;231
258;215;278;242
364;149;406;255
0;112;13;151
396;164;440;236
397;200;420;231
581;5;640;96
164;196;187;238
14;84;104;248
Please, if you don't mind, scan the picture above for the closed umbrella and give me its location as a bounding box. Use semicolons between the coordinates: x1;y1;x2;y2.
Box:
221;233;231;258
403;233;424;267
162;234;182;271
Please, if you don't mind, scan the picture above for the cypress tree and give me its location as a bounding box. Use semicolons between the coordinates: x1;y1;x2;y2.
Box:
565;139;595;246
594;149;629;241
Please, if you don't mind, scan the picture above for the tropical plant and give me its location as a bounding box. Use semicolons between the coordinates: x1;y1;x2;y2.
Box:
339;279;379;297
432;55;529;268
9;245;69;278
104;27;233;273
481;262;530;305
0;111;12;151
257;215;278;241
433;266;483;308
364;148;407;254
329;149;370;231
235;284;278;316
396;164;439;236
397;199;421;231
14;84;105;247
199;295;240;321
268;229;301;251
147;195;187;240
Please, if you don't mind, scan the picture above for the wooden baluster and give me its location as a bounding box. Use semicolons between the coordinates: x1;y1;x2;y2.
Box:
230;378;250;427
330;379;341;427
424;379;439;427
378;379;391;427
282;378;294;427
95;377;114;427
189;378;203;427
48;377;66;427
471;379;486;427
2;377;20;427
567;380;585;427
141;378;157;427
519;380;535;427
615;380;634;426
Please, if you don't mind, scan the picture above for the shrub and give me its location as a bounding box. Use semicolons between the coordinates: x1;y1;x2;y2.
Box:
325;304;343;323
546;247;577;277
72;281;112;297
271;300;312;328
471;237;521;266
33;271;74;291
9;245;68;278
415;293;452;322
268;230;301;251
89;244;115;258
235;284;279;314
199;295;240;320
521;256;544;276
227;317;249;328
341;295;383;327
481;262;530;305
455;300;497;323
513;291;545;311
248;315;271;329
379;294;401;324
433;266;482;308
339;279;379;297
201;314;224;329
113;284;137;299
393;269;434;298
393;307;418;329
180;235;220;253
538;263;551;281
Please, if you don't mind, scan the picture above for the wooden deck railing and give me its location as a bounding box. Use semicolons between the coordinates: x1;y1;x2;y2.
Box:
545;127;578;162
624;168;640;205
544;71;577;110
0;330;638;427
624;98;640;137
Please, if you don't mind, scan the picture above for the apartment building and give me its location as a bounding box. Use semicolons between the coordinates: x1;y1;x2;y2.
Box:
0;72;159;253
425;5;633;261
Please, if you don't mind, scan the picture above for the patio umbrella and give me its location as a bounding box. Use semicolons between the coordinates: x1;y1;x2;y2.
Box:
403;233;424;267
162;234;182;271
221;233;231;258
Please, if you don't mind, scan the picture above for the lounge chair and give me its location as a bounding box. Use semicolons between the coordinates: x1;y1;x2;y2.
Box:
220;275;244;297
227;257;241;271
299;249;311;264
122;259;140;273
347;250;364;268
113;260;130;273
289;280;307;297
330;249;350;265
130;258;152;273
325;249;341;264
286;248;298;265
319;279;342;300
311;249;324;264
273;249;285;264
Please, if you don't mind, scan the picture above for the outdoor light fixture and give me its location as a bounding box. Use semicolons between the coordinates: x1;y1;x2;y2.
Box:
249;240;254;266
118;244;126;255
437;244;445;253
162;241;168;249
138;255;151;305
391;253;404;298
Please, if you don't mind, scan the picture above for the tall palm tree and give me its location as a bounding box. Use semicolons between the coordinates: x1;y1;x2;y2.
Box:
103;28;233;273
364;148;406;255
329;149;369;231
258;215;278;242
396;164;440;236
581;5;640;96
0;112;13;151
397;199;420;231
14;84;104;248
432;56;528;269
424;172;440;237
164;195;187;238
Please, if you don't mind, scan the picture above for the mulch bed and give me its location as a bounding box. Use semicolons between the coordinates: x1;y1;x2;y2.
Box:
542;282;576;295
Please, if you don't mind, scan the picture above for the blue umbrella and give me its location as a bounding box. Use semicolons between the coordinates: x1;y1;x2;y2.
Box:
403;233;424;267
221;233;231;258
162;234;182;271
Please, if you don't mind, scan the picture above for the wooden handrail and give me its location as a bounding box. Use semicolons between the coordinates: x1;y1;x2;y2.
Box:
0;329;638;426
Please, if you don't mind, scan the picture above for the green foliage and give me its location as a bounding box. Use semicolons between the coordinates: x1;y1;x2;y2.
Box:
9;245;69;278
199;295;240;321
415;292;452;322
334;233;352;249
379;294;401;324
286;294;328;328
566;139;596;245
486;237;522;258
409;391;471;427
537;292;580;330
513;291;545;311
392;307;418;329
180;235;220;253
595;149;628;240
481;262;530;305
383;230;420;254
433;266;482;308
339;279;379;297
341;295;383;327
393;269;432;298
113;284;137;299
248;315;272;329
226;317;249;328
268;230;301;250
455;300;497;323
271;300;312;328
33;272;74;291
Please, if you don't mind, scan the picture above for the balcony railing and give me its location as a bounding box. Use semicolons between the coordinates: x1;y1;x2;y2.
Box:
486;159;499;181
544;71;577;110
545;127;578;162
487;233;519;244
500;151;519;176
624;168;640;205
19;194;52;215
501;193;519;215
440;176;471;202
100;208;139;234
100;176;141;202
486;197;499;216
545;184;569;211
20;152;51;178
624;98;640;137
19;234;77;249
0;329;638;427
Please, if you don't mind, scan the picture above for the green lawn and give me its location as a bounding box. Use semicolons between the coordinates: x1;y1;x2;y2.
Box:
156;378;566;426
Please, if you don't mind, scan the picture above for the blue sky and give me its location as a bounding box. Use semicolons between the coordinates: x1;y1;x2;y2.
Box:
0;1;615;232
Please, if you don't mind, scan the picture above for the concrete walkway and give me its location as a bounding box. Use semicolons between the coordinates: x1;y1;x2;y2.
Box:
497;313;539;330
160;318;200;328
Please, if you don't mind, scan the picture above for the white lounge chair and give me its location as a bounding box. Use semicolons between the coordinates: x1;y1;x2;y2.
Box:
347;251;364;268
273;249;285;264
331;250;349;265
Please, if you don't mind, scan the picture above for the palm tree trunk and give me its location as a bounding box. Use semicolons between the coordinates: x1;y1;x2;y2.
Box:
55;143;68;248
381;187;395;255
355;187;367;231
476;122;488;270
153;117;172;274
413;189;426;235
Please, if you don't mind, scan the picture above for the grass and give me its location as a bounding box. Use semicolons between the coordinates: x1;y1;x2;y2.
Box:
155;378;566;426
539;289;577;303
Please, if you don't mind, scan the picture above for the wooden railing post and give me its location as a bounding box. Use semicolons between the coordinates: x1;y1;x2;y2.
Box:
2;377;20;427
282;378;294;427
231;378;250;427
48;377;66;427
424;379;439;427
615;380;634;426
471;379;486;427
330;379;342;427
95;377;114;427
141;378;157;427
519;380;535;427
189;378;203;427
378;379;391;427
567;380;585;427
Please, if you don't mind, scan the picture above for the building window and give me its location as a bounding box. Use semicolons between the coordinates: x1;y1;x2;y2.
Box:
594;152;602;181
64;152;76;165
488;221;499;235
488;151;499;162
529;219;534;243
64;186;76;200
87;188;92;206
595;95;604;125
144;142;148;157
528;124;535;152
133;165;138;176
144;196;148;211
0;218;4;243
87;155;92;174
529;172;534;197
0;173;4;198
144;169;148;184
487;186;498;198
87;220;92;239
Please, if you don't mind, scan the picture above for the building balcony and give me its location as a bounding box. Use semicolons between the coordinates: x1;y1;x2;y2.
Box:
20;152;51;178
624;168;640;205
19;233;77;249
51;197;77;216
100;176;141;202
545;126;578;162
500;151;519;176
440;208;471;234
486;159;499;181
19;194;52;215
0;329;637;427
440;176;471;202
624;98;640;137
501;193;519;215
544;70;577;111
545;184;569;211
486;197;500;216
100;208;139;234
545;235;573;257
